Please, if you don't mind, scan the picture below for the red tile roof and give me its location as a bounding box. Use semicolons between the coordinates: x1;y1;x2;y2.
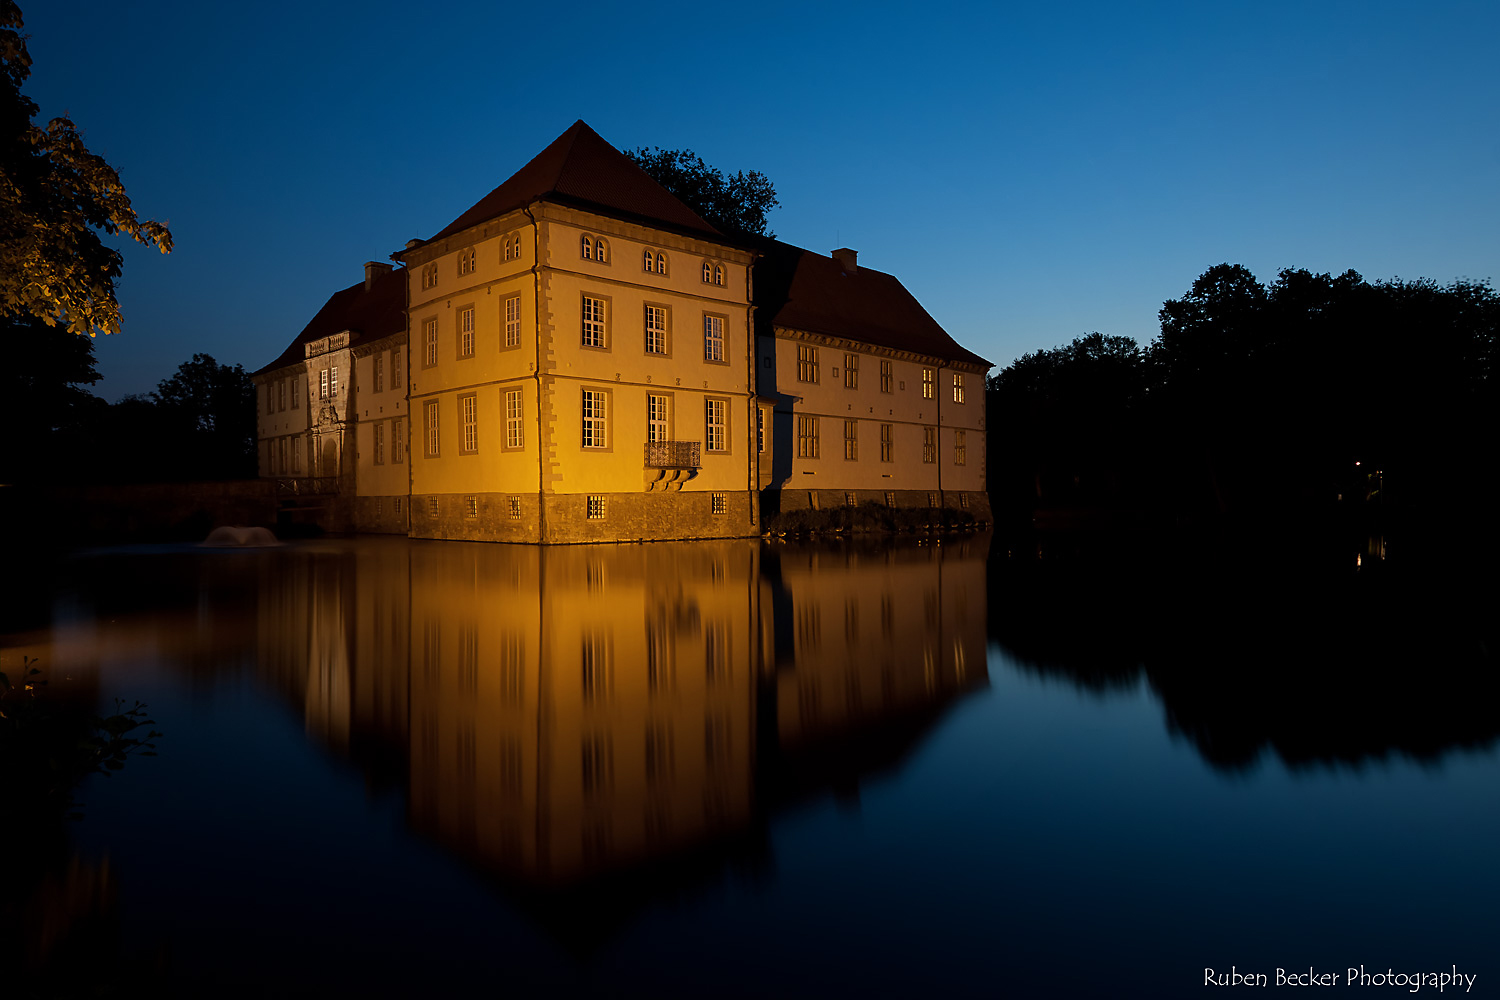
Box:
752;239;991;368
253;266;406;376
419;121;720;246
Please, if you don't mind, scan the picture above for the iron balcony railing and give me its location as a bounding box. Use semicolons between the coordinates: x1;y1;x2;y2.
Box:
644;441;701;469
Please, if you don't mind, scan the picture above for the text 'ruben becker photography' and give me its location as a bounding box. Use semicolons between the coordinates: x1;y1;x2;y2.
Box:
1205;966;1476;992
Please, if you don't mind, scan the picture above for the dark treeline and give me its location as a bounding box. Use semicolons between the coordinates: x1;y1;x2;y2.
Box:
1;316;255;484
986;264;1497;540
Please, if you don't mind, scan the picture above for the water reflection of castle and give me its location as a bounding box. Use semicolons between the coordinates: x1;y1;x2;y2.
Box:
260;537;990;886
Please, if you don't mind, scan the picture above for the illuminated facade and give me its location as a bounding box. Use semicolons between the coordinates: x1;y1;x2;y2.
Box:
253;121;991;540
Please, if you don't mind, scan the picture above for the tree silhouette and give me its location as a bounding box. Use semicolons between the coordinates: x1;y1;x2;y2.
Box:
625;147;778;237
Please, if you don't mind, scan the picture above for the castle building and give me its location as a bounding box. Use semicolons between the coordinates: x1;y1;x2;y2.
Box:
252;122;991;542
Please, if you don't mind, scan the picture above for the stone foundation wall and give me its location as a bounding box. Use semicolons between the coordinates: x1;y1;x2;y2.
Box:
408;490;758;544
351;496;413;535
766;488;992;521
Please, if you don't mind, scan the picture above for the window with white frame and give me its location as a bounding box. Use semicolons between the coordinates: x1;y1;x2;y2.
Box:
319;369;329;399
844;353;859;389
374;355;384;392
706;399;727;452
952;373;965;403
504;296;521;348
923;426;936;463
291;376;300;409
645;305;667;354
421;263;438;290
423;317;438;366
374;422;384;464
703;315;724;362
580;234;593;260
457;247;476;276
505;390;523;449
392;417;404;463
586;495;607;519
922;368;934;399
880;359;893;393
330;367;338;398
460;394;478;453
458;306;475;358
647;394;668;443
580;235;608;263
880;423;893;462
424;400;439;457
277;379;286;411
797;415;819;459
713;263;724;286
701;260;712;283
581;389;608;448
843;419;858;460
582;296;607;348
797;344;819;383
391;351;402;393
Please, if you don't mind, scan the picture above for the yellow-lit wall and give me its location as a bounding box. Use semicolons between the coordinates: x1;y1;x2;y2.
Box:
352;337;410;499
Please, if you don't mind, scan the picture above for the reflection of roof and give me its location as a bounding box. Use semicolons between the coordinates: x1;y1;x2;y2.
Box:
418;120;720;246
752;238;992;368
253;267;406;376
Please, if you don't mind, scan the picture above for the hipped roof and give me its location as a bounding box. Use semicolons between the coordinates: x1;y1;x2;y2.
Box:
417;120;721;247
253;267;406;377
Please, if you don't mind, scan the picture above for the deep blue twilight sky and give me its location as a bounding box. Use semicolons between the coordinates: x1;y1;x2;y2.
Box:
24;0;1500;400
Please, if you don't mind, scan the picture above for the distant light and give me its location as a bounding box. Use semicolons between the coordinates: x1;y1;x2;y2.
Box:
1355;461;1361;466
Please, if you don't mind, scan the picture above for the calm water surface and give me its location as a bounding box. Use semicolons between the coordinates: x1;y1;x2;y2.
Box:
5;533;1496;998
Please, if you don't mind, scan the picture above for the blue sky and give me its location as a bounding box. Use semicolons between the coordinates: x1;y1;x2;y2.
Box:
24;0;1500;399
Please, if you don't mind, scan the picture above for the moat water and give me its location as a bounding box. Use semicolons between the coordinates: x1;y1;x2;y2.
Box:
4;532;1496;998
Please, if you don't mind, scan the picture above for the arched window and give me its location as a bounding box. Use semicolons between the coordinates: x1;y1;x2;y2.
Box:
656;253;667;274
702;261;712;283
594;239;608;263
713;264;724;286
503;236;512;262
581;235;593;260
643;249;655;272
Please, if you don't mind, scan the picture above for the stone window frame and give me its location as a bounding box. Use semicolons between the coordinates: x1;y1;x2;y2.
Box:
922;426;936;463
844;353;859;389
643;248;669;275
581;292;611;351
459;392;479;455
954;429;966;466
457;246;476;277
952;372;966;404
580;233;610;264
502;232;523;263
374;422;385;465
456;304;476;360
797;414;819;459
421;262;438;290
843;419;858;461
421;316;439;369
504;389;524;451
424;399;440;458
703;312;728;364
880;359;893;393
581;386;612;451
643;301;672;357
922;368;935;399
797;344;819;384
880;422;893;462
503;295;523;350
392;417;405;464
647;391;673;444
705;396;730;453
373;354;384;393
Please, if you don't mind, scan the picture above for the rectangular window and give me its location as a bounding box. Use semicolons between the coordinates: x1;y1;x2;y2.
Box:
424;400;439;457
464;495;478;518
922;368;934;399
319;369;329;399
374;355;384;393
885;490;896;507
393;417;405;464
505;390;523;449
508;496;521;519
703;315;724;362
797;344;819;383
458;307;475;358
423;317;438;367
843;419;858;460
845;491;856;508
291;376;300;409
392;350;402;392
953;373;965;403
797;415;819;459
277;380;286;411
329;367;338;398
292;436;302;473
955;429;966;465
880;359;893;393
645;305;668;354
844;353;858;389
711;493;727;515
587;495;607;519
582;389;607;448
582;295;607;348
706;399;727;452
880;423;893;462
923;426;936;463
647;394;669;443
460;394;477;453
757;407;765;453
265;384;274;414
504;295;521;348
374;423;385;465
429;495;440;516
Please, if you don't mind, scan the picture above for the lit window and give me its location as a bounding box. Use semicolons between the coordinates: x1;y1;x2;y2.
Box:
706;399;727;452
645;305;667;354
373;355;384;393
880;423;893;462
704;315;724;362
643;249;655;272
508;496;521;519
329;367;338;398
424;400;439;457
797;344;819;383
423;317;438;366
844;353;859;389
457;247;475;276
843;419;857;460
458;306;475;358
954;429;966;466
713;264;723;286
465;496;478;518
711;493;727;515
587;495;607;520
504;295;521;348
460;394;477;453
580;235;593;260
797;415;819;459
595;238;608;263
505;390;523;449
845;491;856;508
880;359;893;393
318;369;327;399
885;491;896;506
757;408;765;453
923;426;936;463
648;394;669;443
582;389;608;448
701;261;712;283
582;296;607;348
922;368;934;399
953;373;965;403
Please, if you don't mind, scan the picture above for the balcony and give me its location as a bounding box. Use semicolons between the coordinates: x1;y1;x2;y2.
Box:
644;441;701;469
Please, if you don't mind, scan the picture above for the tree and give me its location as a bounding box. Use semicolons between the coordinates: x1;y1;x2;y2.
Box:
151;353;256;479
0;313;102;481
0;1;171;337
625;146;778;237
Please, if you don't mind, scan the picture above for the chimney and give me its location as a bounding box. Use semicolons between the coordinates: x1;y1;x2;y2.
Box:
364;261;393;290
832;247;858;273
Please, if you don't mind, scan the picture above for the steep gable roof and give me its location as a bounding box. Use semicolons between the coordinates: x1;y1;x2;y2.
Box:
253;267;406;377
421;121;720;245
752;239;991;368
